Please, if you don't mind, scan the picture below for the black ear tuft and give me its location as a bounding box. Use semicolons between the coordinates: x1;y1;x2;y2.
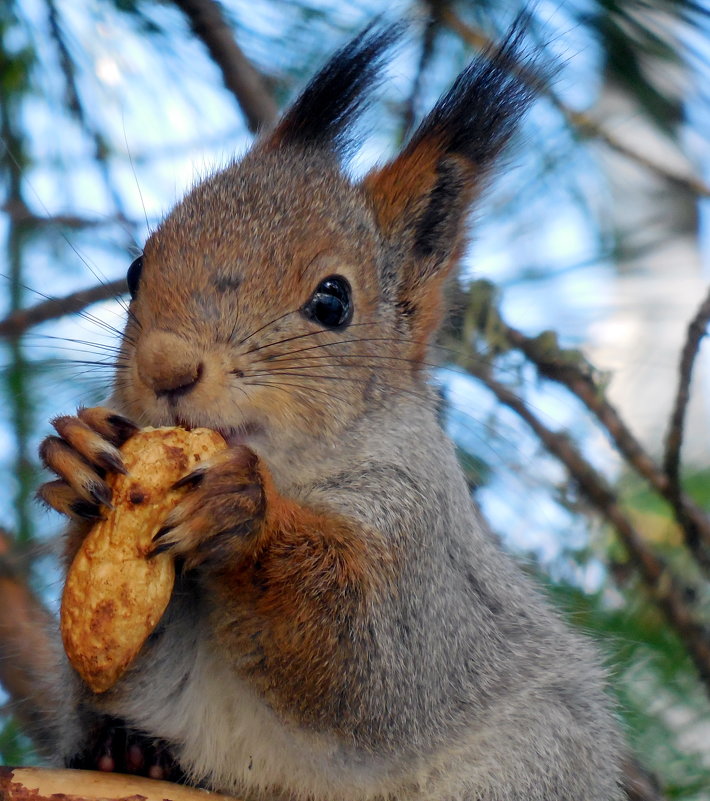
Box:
362;15;546;351
272;21;404;156
409;12;542;174
413;158;467;259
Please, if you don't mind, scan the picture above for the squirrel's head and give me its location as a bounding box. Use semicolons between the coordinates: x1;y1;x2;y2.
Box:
113;21;537;467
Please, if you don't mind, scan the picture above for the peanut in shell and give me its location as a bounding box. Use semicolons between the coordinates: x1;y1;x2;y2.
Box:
60;426;227;693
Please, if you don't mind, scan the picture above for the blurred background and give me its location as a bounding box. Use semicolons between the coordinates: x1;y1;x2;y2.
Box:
0;0;709;797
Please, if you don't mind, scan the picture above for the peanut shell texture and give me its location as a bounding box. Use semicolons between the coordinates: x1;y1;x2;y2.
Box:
60;426;227;693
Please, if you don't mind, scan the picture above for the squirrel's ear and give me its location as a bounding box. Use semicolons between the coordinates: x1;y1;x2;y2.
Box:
264;22;403;158
363;20;540;350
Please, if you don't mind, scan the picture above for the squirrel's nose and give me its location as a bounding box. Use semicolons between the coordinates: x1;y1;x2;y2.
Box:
136;331;204;400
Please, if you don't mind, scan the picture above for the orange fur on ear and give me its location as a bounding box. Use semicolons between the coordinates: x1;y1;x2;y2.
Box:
362;22;539;354
364;141;473;355
363;137;443;234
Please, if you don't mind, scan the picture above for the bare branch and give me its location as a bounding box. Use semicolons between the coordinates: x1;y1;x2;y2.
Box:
45;0;82;119
456;279;710;569
458;357;710;694
620;755;666;801
173;0;278;133
441;9;710;198
401;11;440;140
558;105;710;198
499;319;710;569
664;285;710;504
0;279;127;339
44;0;129;217
1;199;135;230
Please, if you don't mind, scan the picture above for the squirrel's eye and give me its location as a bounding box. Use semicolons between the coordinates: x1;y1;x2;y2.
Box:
303;275;352;329
127;256;143;299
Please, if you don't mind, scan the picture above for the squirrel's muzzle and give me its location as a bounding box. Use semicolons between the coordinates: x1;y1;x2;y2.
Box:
135;330;204;401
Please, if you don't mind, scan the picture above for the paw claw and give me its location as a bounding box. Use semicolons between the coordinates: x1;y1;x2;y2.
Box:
172;468;206;490
152;525;173;543
69;500;105;520
147;448;266;569
88;481;113;509
40;408;135;520
95;448;127;475
150;541;173;558
149;522;188;558
106;414;139;445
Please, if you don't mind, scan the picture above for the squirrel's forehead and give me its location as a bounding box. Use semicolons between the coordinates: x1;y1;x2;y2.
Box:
158;154;365;234
193;151;364;225
145;153;375;279
151;156;369;253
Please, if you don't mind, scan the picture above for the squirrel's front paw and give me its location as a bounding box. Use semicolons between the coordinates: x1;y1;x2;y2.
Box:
37;407;138;519
151;446;265;570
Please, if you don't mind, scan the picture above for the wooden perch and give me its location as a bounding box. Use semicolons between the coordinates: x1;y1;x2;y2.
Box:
0;767;237;801
0;762;668;801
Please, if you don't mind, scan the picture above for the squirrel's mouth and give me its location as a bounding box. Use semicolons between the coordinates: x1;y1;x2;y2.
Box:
218;423;265;447
173;418;264;447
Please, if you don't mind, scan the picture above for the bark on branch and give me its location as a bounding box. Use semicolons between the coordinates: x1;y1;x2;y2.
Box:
1;200;133;230
173;0;278;133
0;280;127;340
457;357;710;695
503;320;710;569
664;286;710;522
459;280;710;570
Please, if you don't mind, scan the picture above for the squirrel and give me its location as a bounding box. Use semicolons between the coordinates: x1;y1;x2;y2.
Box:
36;20;625;801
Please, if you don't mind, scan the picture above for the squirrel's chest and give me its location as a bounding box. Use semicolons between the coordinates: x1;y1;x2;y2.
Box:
102;621;397;801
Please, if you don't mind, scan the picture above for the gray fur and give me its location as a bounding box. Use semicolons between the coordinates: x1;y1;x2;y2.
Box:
55;393;624;800
48;23;625;801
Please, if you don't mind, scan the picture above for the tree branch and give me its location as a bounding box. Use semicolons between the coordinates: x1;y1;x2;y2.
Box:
45;0;130;218
1;199;134;230
664;285;710;509
0;279;127;339
401;11;440;141
557;105;710;198
459;280;710;570
441;9;710;198
458;356;710;695
620;755;666;801
173;0;278;133
502;320;710;569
